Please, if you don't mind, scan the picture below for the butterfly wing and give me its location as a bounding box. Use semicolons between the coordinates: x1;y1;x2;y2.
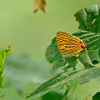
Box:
56;32;85;55
64;36;80;55
56;32;72;55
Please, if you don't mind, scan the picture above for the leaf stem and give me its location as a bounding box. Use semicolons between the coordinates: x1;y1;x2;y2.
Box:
1;69;4;100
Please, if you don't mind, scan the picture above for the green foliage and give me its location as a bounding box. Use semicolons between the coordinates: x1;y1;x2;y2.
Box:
45;30;100;74
25;67;100;99
92;92;100;100
41;91;63;100
62;78;79;100
45;4;100;74
24;71;78;99
0;48;11;99
0;49;11;87
74;5;100;33
25;4;100;100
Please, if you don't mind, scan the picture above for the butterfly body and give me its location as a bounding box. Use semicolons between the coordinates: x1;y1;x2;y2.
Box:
56;32;85;55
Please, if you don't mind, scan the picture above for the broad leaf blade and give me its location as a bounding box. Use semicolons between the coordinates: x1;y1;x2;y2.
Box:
24;71;78;99
79;50;94;68
74;4;100;33
25;66;100;100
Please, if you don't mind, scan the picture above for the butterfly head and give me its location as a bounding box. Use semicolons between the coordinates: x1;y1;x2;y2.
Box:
78;40;85;51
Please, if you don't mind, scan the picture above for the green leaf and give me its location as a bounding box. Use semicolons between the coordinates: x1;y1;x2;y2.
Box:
45;37;58;64
74;4;100;33
0;48;11;87
79;67;100;85
50;55;67;74
25;67;100;100
88;50;99;62
41;91;63;100
45;37;68;74
79;50;94;68
62;77;79;100
24;70;78;99
92;92;100;100
98;48;100;61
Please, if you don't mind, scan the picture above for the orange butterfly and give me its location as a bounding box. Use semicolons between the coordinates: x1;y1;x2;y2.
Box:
56;32;85;55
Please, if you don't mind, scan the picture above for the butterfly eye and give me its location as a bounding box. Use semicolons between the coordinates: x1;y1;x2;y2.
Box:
81;46;85;49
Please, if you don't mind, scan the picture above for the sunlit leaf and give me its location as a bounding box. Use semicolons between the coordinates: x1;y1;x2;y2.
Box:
0;47;11;87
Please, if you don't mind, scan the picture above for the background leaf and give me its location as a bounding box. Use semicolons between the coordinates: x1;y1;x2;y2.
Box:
0;48;11;87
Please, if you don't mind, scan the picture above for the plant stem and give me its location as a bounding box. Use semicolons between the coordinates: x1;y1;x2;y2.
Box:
0;68;4;100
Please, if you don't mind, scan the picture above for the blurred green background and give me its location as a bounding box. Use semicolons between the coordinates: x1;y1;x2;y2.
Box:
1;0;100;100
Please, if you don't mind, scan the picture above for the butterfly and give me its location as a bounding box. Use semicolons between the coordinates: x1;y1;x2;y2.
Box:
56;32;85;55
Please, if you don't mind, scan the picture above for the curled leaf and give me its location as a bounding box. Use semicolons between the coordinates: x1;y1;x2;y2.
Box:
33;0;46;13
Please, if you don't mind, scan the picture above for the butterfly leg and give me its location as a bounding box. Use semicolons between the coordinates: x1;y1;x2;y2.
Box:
62;55;69;62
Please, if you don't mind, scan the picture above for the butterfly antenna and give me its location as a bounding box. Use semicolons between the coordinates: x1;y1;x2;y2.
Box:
83;39;89;44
